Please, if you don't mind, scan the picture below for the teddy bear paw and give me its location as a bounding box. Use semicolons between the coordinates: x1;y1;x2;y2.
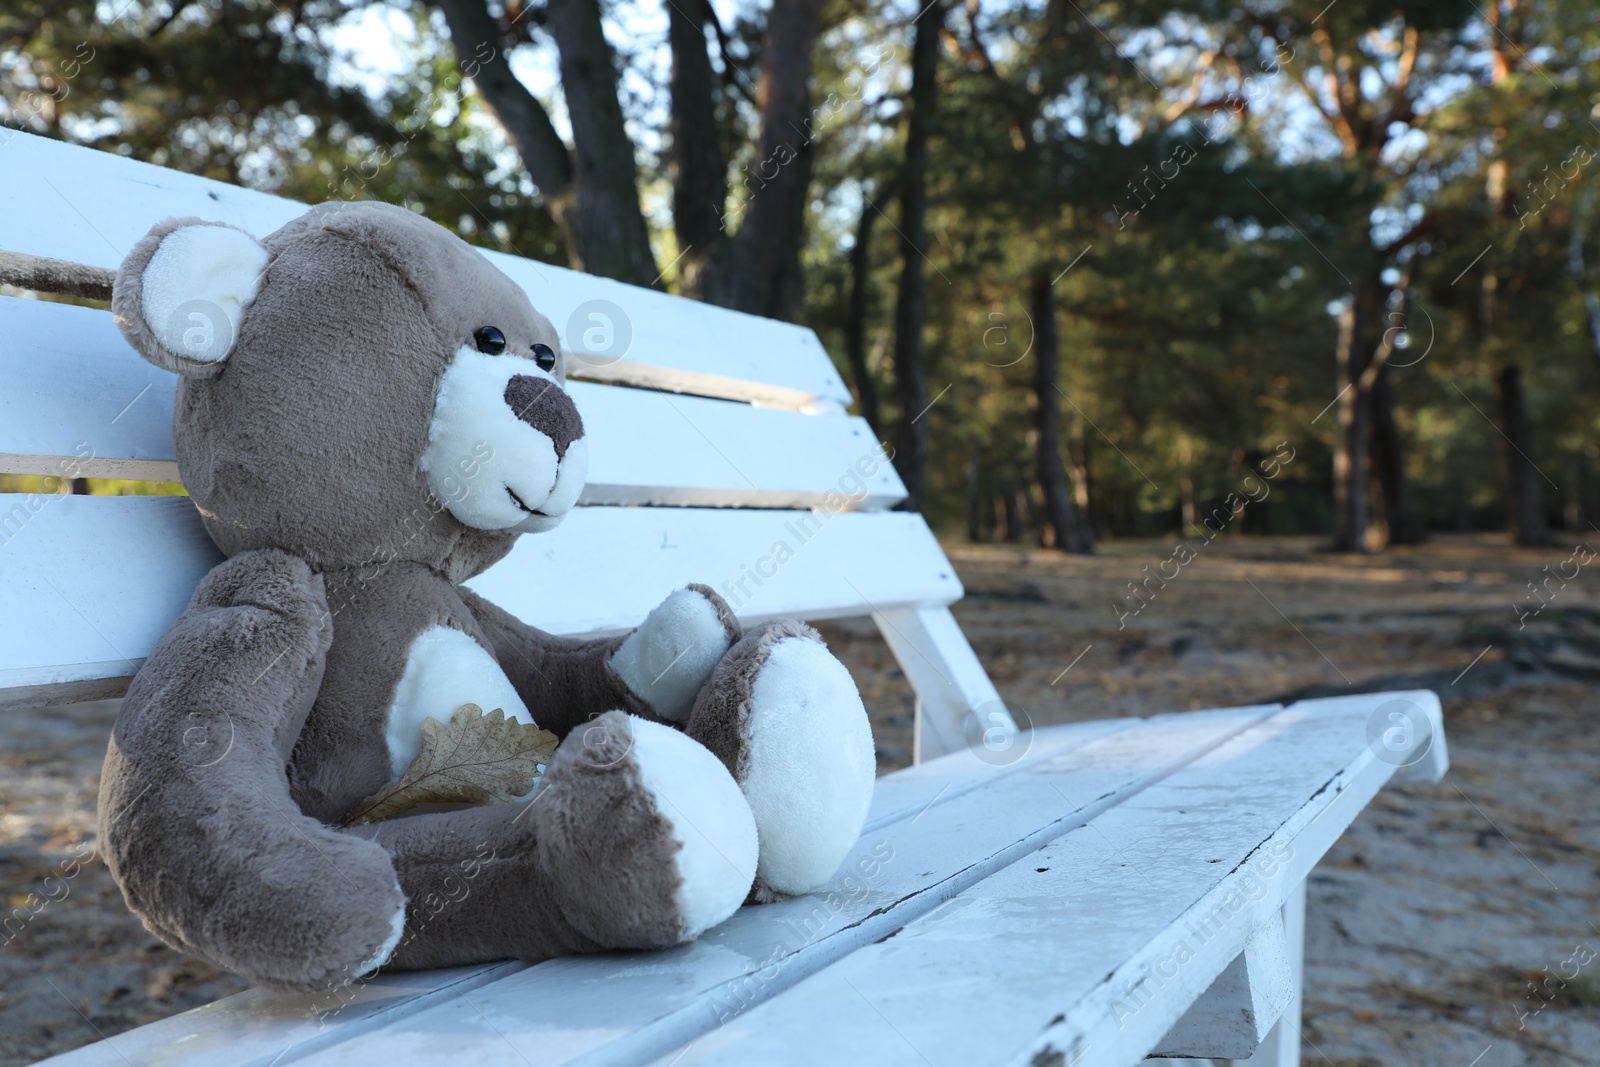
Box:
535;711;756;947
686;623;876;898
608;585;741;723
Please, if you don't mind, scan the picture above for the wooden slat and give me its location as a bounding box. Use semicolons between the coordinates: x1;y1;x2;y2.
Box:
0;298;179;481
663;692;1446;1067
0;496;959;709
0;129;850;409
468;505;959;635
0;298;900;506
30;964;527;1067
277;707;1278;1067
482;251;851;411
34;717;1143;1067
0;496;220;709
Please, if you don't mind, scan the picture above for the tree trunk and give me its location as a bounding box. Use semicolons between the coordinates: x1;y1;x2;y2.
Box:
889;0;943;511
1565;456;1583;531
1023;484;1047;547
1475;152;1549;547
989;493;1007;541
965;458;983;542
545;0;660;286
1030;268;1094;553
1568;189;1600;369
1332;283;1377;552
1178;438;1195;534
1071;412;1095;535
668;0;726;268
1001;489;1023;544
694;0;825;320
1369;369;1422;544
844;187;884;436
1496;364;1550;546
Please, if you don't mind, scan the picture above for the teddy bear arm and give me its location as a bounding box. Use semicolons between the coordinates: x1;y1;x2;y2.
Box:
457;586;654;737
99;551;409;991
460;583;745;734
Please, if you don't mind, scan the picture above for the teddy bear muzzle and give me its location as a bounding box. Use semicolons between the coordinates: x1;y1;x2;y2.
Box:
421;345;589;534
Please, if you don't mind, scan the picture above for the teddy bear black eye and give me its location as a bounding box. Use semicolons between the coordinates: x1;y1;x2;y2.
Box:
532;343;557;372
474;326;507;355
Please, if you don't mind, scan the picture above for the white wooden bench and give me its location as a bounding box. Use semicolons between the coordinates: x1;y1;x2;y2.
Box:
1;128;1449;1067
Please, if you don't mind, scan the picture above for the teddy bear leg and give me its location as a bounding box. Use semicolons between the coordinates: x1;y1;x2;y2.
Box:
684;623;876;900
363;710;757;969
99;551;409;993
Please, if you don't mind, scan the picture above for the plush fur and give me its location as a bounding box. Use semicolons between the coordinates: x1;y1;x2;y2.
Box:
98;201;878;991
687;622;876;900
609;586;740;722
384;624;534;779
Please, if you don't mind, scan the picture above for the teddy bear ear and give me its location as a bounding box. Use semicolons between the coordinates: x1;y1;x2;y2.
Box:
112;218;269;378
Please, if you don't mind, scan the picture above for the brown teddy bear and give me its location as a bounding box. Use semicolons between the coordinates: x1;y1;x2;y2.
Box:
96;201;876;992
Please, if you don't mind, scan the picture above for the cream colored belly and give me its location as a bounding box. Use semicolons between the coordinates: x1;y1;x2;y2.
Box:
383;625;534;780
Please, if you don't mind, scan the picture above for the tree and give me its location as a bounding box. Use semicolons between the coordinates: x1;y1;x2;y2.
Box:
1;1;566;259
434;0;829;314
1030;266;1094;551
843;182;886;438
888;0;943;510
681;0;826;319
1259;4;1475;549
433;0;657;284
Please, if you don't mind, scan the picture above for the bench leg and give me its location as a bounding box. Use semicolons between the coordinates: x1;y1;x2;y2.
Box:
1228;878;1306;1066
870;606;1014;763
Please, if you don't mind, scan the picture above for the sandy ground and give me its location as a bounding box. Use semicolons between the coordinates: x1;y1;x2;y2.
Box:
4;533;1598;1065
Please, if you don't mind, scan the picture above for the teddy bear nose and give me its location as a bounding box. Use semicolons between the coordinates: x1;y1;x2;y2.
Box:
504;374;585;459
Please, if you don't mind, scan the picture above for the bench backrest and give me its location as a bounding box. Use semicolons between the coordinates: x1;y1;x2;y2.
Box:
0;129;963;712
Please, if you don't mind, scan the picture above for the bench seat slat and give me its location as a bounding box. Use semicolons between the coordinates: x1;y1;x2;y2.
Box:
279;706;1276;1067
667;692;1445;1067
0;131;849;409
0;297;899;507
0;496;960;709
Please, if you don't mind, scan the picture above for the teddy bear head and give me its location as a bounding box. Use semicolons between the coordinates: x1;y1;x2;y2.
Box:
112;201;587;581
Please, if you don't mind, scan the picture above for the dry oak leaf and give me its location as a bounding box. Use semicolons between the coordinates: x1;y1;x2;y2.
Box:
343;704;559;826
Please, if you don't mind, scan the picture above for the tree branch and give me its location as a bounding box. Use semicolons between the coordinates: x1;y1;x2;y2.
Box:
1383;25;1420;129
1375;212;1429;257
432;0;574;215
1311;26;1361;156
703;2;758;108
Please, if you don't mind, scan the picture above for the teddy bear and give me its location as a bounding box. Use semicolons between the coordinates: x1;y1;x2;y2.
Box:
95;200;877;992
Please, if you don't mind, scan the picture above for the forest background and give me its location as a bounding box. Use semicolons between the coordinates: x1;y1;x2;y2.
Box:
3;0;1598;556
